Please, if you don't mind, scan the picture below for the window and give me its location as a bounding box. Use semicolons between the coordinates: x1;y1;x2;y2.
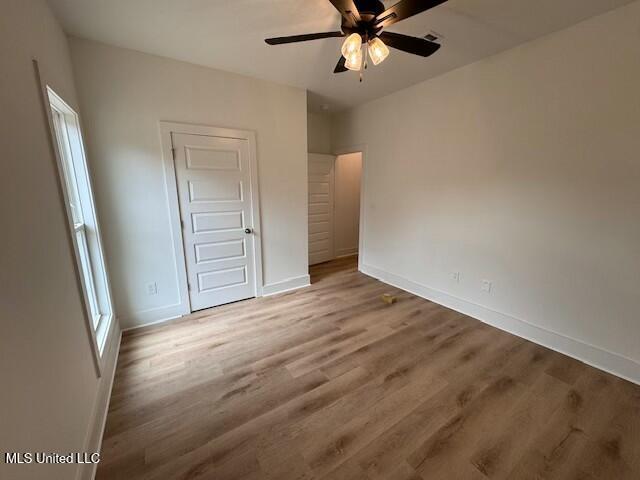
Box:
48;87;113;358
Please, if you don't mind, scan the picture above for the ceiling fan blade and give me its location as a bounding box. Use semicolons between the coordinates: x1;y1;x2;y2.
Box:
334;56;348;73
375;0;448;28
327;0;361;27
265;31;344;45
379;32;440;57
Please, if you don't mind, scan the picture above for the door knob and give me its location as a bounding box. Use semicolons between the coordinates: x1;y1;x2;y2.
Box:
244;228;253;234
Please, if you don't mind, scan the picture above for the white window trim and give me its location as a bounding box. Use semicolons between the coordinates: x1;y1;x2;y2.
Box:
41;82;115;375
73;221;101;327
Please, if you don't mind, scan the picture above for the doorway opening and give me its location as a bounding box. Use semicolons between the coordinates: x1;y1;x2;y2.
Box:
308;151;363;271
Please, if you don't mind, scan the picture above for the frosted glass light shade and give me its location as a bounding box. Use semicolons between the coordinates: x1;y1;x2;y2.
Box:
345;49;363;71
341;33;362;57
368;37;390;65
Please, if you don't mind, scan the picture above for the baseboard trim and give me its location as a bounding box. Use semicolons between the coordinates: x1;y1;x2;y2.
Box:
122;276;312;330
121;314;184;333
121;275;312;330
77;319;122;480
262;275;311;296
360;263;640;386
120;303;186;331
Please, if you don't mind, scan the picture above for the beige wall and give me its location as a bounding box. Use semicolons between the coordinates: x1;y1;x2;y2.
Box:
69;38;309;328
0;1;120;479
307;111;333;154
332;2;640;381
334;153;362;257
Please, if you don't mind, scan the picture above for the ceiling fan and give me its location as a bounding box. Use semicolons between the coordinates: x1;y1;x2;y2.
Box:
265;0;447;79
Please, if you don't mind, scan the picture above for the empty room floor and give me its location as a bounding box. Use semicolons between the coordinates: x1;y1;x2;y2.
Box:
97;256;640;480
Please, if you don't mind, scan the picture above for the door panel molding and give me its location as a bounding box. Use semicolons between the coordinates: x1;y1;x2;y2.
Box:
160;122;263;315
308;153;335;266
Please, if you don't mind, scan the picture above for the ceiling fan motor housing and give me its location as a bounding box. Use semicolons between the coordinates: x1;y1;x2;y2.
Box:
343;0;387;39
354;0;386;18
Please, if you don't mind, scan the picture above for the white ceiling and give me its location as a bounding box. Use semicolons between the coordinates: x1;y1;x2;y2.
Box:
48;0;633;112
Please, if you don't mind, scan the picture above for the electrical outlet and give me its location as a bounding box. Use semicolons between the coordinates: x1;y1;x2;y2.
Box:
450;271;460;283
146;282;158;295
481;280;492;293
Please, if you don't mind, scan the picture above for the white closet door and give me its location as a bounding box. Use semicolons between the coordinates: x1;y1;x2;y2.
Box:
308;154;335;265
173;132;257;311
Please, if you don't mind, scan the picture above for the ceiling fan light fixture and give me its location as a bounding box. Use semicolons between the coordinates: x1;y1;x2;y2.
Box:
264;0;448;77
344;48;363;71
341;32;362;57
368;37;390;65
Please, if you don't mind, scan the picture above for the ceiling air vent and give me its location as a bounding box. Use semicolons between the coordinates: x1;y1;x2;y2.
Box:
424;31;443;43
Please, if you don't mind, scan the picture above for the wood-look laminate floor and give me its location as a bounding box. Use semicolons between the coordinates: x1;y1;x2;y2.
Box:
97;256;640;480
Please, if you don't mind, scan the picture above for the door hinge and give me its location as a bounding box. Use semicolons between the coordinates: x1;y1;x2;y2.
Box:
187;282;192;292
180;219;185;229
171;147;176;160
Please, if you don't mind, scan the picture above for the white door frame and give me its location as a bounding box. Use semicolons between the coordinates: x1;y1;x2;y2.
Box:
333;144;367;272
160;121;264;315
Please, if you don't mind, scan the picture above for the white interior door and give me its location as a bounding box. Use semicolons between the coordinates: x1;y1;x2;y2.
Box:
308;154;335;265
172;132;258;311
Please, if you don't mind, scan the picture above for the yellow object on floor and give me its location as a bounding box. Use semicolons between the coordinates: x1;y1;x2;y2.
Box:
381;293;397;305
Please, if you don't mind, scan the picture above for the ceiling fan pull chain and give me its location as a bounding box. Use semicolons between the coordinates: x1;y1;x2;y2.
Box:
360;40;367;82
364;42;369;70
